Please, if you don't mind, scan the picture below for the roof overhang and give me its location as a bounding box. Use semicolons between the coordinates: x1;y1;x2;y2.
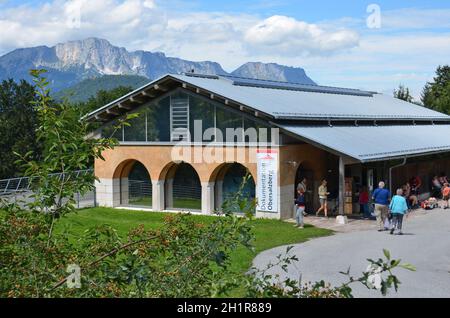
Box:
277;124;450;163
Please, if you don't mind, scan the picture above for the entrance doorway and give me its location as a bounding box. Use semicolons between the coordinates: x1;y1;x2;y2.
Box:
295;165;315;214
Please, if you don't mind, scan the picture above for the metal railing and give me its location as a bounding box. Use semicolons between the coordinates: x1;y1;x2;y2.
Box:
129;180;152;203
0;169;93;196
0;169;96;209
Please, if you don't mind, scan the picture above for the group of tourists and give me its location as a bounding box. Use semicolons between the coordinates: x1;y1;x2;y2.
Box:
365;177;450;235
432;173;450;205
294;173;450;232
294;178;329;228
399;174;449;210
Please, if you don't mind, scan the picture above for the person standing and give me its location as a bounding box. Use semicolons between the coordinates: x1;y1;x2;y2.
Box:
432;176;443;199
442;183;450;209
389;188;409;235
295;189;306;228
372;181;391;232
297;178;309;216
359;186;370;219
316;179;330;217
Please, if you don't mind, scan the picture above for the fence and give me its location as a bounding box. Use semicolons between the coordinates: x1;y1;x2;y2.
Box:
0;170;96;209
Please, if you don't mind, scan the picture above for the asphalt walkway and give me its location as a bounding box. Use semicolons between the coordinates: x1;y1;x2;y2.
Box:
253;208;450;298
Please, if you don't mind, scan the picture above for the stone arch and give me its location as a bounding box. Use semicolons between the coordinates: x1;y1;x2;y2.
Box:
161;161;202;211
112;159;152;208
210;162;256;213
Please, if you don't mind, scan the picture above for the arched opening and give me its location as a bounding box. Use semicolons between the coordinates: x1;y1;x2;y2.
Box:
165;162;202;211
294;163;315;214
214;163;256;214
113;160;152;208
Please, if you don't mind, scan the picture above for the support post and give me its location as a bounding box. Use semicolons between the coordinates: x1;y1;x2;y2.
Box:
339;156;345;215
215;180;223;211
336;156;348;224
201;182;215;214
152;180;165;211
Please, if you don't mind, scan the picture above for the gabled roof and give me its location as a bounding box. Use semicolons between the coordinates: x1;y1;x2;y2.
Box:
84;73;450;162
84;73;450;122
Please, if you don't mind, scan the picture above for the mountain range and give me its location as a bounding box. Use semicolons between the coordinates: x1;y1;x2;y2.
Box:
0;37;316;95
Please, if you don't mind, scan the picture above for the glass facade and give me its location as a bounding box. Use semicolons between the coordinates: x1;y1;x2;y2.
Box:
146;96;170;142
189;95;215;142
216;106;244;142
102;90;272;144
124;111;146;142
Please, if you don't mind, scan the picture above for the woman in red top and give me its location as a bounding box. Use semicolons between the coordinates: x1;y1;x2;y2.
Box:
359;186;370;219
442;183;450;209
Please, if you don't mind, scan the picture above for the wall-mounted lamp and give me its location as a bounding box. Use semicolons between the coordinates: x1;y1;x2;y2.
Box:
285;160;299;167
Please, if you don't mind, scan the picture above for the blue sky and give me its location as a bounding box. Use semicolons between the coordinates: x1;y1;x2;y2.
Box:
4;0;450;19
168;0;450;20
0;0;449;99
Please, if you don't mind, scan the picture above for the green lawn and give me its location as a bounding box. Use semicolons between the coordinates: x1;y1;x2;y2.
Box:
55;207;333;295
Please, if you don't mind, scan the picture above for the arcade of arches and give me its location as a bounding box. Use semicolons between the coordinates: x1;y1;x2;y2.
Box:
94;143;334;219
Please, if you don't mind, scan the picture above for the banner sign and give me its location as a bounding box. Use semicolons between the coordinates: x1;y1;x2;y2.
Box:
256;149;278;213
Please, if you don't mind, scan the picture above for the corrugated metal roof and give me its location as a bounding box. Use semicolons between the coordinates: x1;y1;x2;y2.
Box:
279;124;450;162
171;74;449;120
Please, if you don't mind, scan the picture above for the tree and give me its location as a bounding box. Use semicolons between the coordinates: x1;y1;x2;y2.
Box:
0;79;41;179
421;65;450;115
393;84;414;103
15;70;127;239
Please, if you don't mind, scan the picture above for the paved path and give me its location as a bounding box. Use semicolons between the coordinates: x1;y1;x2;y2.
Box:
253;208;450;298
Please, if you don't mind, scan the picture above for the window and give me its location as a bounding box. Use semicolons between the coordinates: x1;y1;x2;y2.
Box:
216;106;243;143
189;95;215;142
244;118;271;143
146;97;170;142
101;119;123;141
100;89;274;144
124;111;146;142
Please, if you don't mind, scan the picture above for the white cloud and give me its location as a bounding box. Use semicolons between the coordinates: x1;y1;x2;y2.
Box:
0;1;360;65
0;0;166;54
244;15;359;56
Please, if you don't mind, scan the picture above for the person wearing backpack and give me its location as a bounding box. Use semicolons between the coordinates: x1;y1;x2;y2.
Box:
389;188;409;235
295;189;306;228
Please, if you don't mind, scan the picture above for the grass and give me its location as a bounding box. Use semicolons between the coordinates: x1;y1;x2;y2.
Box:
54;207;333;296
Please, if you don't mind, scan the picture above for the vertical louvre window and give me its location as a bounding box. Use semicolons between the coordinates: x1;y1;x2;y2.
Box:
170;94;190;142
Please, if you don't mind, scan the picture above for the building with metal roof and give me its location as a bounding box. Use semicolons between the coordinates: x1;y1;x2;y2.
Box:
88;73;450;221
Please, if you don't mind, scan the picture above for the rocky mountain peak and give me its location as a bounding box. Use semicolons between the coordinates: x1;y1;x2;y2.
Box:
0;37;316;91
232;62;316;85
